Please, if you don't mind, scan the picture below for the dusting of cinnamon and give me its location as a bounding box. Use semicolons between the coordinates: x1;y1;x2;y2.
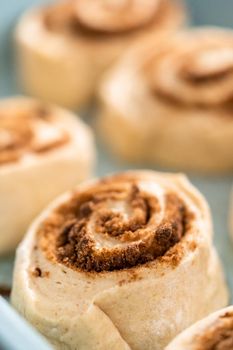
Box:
38;174;194;273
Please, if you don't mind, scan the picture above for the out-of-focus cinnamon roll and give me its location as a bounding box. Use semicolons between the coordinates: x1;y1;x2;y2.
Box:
11;171;228;350
0;97;95;254
99;28;233;173
166;306;233;350
15;0;186;109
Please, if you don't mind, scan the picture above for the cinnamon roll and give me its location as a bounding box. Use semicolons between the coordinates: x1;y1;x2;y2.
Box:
99;28;233;173
166;306;233;350
0;97;95;254
11;171;228;350
15;0;185;109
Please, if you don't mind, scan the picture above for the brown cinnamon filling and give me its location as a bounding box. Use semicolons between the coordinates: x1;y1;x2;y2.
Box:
144;34;233;109
0;105;69;165
152;89;233;110
195;312;233;350
43;0;168;38
38;176;191;272
181;64;233;85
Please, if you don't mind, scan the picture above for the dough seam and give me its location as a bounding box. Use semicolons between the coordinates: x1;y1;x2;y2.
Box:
93;301;132;350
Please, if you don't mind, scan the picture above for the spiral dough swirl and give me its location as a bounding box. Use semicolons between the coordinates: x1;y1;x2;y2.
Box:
0;105;69;165
43;0;163;35
39;174;191;272
145;29;233;108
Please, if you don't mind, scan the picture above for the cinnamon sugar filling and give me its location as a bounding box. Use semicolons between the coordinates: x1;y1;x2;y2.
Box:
42;0;168;37
194;312;233;350
143;36;233;109
152;89;233;110
38;178;191;272
0;106;69;165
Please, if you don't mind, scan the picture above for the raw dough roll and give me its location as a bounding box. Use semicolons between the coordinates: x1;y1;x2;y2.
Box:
0;97;95;254
99;28;233;173
166;306;233;350
11;170;228;349
15;0;186;109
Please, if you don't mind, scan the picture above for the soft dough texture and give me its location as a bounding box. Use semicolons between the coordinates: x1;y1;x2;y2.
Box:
11;171;228;350
166;306;233;350
0;97;95;254
15;0;185;109
99;28;233;173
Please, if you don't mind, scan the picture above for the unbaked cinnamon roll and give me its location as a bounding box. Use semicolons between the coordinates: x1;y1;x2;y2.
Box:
99;28;233;173
0;97;95;254
166;306;233;350
15;0;186;109
11;171;228;350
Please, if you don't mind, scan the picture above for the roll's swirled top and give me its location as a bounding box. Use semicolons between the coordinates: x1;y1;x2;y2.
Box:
196;311;233;350
73;0;160;32
0;104;69;165
43;0;172;35
38;172;195;272
144;29;233;108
